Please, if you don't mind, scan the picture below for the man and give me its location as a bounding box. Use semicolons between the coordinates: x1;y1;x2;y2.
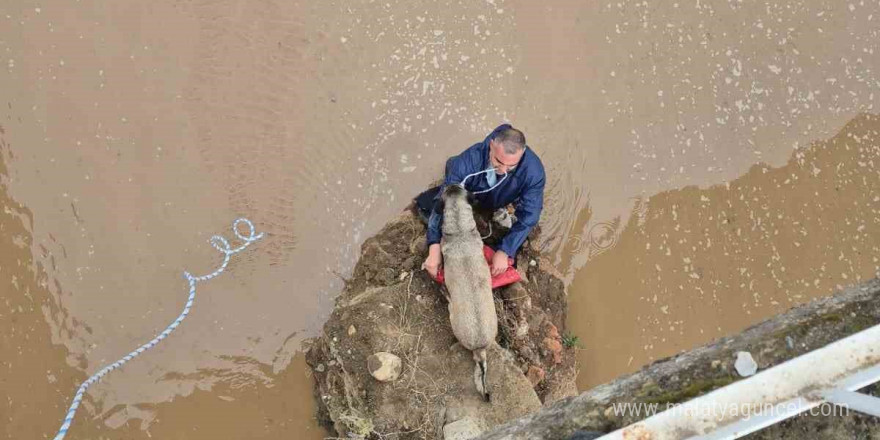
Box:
415;124;546;278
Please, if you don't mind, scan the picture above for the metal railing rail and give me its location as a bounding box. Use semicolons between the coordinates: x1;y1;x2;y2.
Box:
599;323;880;440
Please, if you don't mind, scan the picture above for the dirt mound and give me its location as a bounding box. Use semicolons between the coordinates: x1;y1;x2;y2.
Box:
305;207;577;439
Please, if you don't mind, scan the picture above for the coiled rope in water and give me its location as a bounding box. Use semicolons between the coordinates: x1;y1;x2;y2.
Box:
53;218;263;440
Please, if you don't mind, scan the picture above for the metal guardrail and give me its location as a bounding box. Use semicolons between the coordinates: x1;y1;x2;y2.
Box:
599;323;880;440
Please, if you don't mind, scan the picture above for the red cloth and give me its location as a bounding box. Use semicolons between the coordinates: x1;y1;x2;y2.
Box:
431;245;522;289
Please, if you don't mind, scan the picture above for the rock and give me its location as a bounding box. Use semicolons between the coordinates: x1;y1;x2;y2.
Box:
541;365;579;405
307;210;572;439
546;322;560;340
711;359;721;369
367;352;402;382
543;338;563;364
603;405;619;420
518;346;540;365
529;259;537;267
526;365;546;387
735;351;758;377
443;417;485;440
515;320;530;339
316;363;325;373
444;405;470;423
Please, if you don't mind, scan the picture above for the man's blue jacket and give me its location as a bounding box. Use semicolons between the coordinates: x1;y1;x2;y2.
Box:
427;124;546;257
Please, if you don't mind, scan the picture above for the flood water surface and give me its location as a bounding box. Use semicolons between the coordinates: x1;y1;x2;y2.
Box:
2;0;879;438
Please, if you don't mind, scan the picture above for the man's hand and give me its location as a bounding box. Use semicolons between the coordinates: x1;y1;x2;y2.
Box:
491;250;509;276
422;243;443;278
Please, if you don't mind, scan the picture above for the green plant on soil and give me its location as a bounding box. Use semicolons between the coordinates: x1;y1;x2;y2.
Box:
562;333;581;349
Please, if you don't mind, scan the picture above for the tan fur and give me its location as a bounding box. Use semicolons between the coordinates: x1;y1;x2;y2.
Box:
441;185;497;400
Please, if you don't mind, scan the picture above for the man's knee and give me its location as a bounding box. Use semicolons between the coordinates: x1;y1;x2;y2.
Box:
414;186;442;224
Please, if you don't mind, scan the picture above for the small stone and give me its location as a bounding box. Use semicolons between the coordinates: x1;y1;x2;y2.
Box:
711;360;722;369
367;352;402;382
785;336;795;349
348;325;357;336
315;363;325;373
526;365;545;386
735;351;758;377
529;259;537;267
443;417;484;440
515;321;529;339
399;271;409;281
546;322;560;340
604;406;617;419
328;360;336;366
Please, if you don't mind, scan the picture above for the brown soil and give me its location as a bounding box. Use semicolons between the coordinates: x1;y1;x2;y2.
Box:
305;206;577;439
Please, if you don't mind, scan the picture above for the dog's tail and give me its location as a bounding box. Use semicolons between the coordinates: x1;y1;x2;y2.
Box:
474;348;490;402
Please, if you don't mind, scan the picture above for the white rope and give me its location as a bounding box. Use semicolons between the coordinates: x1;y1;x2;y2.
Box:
52;218;263;439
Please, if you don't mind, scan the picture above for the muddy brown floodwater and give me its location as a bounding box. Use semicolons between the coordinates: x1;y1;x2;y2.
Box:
2;0;879;438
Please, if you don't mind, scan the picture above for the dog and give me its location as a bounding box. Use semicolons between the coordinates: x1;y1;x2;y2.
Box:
439;184;498;401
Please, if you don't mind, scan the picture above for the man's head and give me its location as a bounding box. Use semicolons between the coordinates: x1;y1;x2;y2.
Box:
489;127;526;174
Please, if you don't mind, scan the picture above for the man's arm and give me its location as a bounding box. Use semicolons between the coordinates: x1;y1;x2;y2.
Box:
498;174;545;258
423;155;472;276
425;155;471;247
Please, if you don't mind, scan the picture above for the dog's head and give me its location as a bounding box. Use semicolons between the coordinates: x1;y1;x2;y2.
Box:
441;183;466;202
439;184;477;235
440;184;476;208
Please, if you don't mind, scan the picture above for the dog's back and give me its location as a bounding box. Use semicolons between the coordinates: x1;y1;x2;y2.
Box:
440;186;498;351
444;245;497;350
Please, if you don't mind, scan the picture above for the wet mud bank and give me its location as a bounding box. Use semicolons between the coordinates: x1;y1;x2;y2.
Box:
479;277;880;440
304;207;578;439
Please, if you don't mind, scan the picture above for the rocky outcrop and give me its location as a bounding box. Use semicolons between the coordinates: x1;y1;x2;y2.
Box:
305;208;577;439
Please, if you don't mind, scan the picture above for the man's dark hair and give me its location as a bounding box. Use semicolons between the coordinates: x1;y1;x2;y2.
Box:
494;127;527;154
